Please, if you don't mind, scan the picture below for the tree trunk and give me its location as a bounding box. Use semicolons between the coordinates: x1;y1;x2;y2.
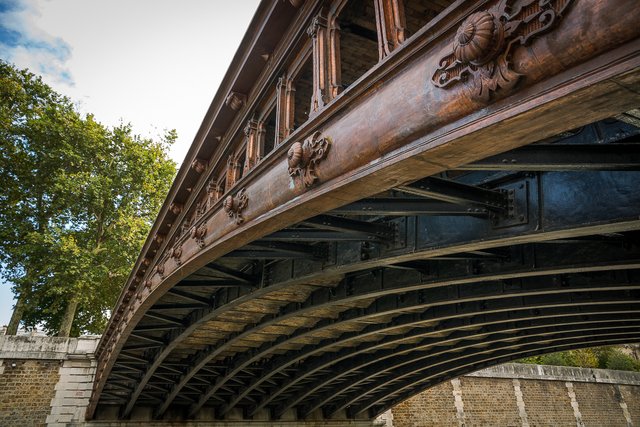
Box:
58;299;79;337
6;294;25;335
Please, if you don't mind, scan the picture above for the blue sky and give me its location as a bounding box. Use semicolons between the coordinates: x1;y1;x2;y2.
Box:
0;0;260;327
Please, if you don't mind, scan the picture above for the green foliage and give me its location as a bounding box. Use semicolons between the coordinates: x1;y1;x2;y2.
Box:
566;348;599;368
0;60;176;335
517;346;640;372
605;351;638;371
539;352;570;367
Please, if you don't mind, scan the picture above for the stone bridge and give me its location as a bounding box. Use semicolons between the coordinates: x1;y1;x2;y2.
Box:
87;0;640;423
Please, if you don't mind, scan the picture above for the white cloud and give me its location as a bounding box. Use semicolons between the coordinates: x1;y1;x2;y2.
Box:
0;0;74;85
0;0;261;326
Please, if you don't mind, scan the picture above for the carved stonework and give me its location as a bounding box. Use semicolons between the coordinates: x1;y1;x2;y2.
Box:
287;131;331;187
191;223;207;249
206;179;218;208
191;158;207;174
172;245;183;266
169;202;183;215
154;262;165;278
223;188;249;225
195;199;207;219
225;91;247;111
432;0;575;102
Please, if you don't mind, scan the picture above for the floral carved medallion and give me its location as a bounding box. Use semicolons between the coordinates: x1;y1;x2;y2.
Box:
287;131;331;187
191;223;207;249
223;188;249;225
432;0;575;102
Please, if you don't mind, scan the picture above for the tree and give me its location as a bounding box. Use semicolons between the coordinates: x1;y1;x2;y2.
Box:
0;60;176;336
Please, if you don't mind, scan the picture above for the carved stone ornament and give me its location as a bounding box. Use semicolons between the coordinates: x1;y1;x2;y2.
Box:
154;262;165;278
225;91;247;111
172;245;183;266
223;188;249;225
287;131;331;187
191;158;207;174
432;0;575;102
169;202;183;215
195;199;207;219
191;223;207;249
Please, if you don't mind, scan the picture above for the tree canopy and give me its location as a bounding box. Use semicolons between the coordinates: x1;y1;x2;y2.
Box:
0;60;176;336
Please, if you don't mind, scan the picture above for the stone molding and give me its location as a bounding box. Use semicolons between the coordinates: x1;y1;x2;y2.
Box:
0;335;100;360
467;362;640;385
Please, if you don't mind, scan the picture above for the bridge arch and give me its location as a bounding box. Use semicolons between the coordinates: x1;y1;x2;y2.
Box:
88;0;640;422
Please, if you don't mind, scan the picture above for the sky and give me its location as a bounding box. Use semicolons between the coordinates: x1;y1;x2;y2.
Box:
0;0;261;327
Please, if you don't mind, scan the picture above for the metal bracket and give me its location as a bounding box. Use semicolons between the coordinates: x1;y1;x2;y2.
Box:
492;181;529;228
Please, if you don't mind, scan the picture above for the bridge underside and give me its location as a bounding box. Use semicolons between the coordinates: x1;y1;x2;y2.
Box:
88;0;640;422
94;114;640;421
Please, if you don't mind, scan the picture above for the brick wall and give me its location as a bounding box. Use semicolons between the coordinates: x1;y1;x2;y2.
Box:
0;335;100;427
1;335;639;427
0;359;61;426
388;364;640;427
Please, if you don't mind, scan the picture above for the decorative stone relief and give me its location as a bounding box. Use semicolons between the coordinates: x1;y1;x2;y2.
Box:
171;244;183;266
195;199;207;219
223;188;249;225
225;92;247;111
191;223;207;249
154;262;165;278
288;131;331;187
191;158;207;174
169;202;183;215
432;0;575;102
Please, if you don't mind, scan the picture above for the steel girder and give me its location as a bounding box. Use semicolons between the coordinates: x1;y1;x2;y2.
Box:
98;121;640;420
353;331;640;418
160;241;640;417
293;307;640;417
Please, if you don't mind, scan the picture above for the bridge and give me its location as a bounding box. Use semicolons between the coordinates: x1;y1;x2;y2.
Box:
87;0;640;423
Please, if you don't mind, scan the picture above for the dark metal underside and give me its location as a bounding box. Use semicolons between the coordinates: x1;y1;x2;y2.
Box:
97;116;640;420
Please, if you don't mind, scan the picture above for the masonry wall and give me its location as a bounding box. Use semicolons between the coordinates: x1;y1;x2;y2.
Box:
1;335;639;426
388;364;640;427
0;335;100;427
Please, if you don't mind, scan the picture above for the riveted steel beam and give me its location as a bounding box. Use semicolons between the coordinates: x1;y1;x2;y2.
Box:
157;240;640;417
304;314;640;417
119;169;640;417
291;306;640;417
459;143;640;171
331;198;490;216
241;286;640;417
396;176;508;210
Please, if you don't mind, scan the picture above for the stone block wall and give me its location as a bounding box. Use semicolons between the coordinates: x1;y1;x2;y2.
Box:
388;363;640;427
0;335;99;427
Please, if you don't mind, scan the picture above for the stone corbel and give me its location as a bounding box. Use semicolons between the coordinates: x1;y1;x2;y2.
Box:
226;92;247;111
191;158;207;174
